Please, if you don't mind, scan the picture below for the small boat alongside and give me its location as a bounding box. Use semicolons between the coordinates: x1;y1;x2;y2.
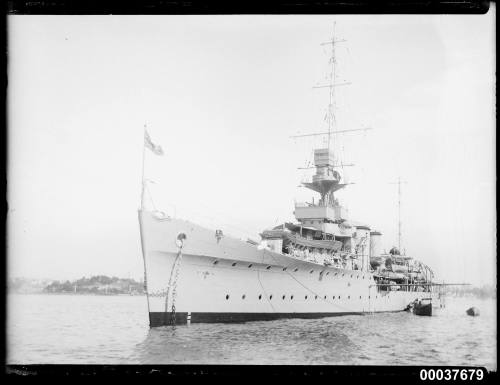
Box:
412;298;433;316
466;307;480;317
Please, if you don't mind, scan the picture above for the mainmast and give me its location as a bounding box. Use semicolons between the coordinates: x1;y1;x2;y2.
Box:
390;177;407;251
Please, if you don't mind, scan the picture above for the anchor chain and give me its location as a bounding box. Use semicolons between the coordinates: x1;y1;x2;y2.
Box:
165;237;185;327
170;254;183;326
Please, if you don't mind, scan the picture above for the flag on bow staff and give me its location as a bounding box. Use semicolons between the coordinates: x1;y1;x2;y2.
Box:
144;130;164;156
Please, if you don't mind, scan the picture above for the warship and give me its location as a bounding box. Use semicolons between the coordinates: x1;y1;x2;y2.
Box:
138;28;437;327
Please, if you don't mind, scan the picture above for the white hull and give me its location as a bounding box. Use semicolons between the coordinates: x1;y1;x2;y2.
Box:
139;210;434;326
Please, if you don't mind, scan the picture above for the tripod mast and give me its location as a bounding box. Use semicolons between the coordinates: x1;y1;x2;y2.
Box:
390;177;408;251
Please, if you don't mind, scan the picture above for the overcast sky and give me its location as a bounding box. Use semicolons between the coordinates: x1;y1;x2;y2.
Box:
7;11;496;286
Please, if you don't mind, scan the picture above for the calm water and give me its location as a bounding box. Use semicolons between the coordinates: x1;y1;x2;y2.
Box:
7;294;496;368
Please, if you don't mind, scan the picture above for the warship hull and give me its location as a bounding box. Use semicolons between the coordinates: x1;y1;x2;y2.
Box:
139;210;434;326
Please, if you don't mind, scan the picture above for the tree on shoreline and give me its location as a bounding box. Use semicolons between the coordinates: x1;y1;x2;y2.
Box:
8;275;145;295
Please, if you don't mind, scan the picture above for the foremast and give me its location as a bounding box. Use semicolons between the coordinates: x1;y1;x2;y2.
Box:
292;24;369;233
285;24;373;271
293;23;371;213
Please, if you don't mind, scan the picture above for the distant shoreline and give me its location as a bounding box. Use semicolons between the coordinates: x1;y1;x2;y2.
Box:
8;275;146;296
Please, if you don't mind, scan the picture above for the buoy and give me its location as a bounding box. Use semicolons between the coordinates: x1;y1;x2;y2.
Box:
466;307;480;316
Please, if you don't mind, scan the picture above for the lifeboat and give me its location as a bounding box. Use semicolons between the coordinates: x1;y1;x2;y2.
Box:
408;271;426;280
262;228;343;252
370;256;385;268
387;256;410;273
377;271;406;280
392;264;409;273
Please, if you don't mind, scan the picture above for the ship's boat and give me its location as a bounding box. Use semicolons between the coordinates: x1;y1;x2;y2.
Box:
370;256;385;268
385;255;410;273
392;265;409;273
466;307;480;316
261;229;343;252
375;271;406;281
413;298;432;316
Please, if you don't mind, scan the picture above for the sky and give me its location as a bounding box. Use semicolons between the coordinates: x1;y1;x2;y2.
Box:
7;12;496;286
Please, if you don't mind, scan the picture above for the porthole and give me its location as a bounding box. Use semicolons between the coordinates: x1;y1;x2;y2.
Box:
335;273;338;276
266;266;271;270
315;295;318;300
310;270;314;274
332;296;335;300
282;295;286;300
342;274;345;277
350;275;353;278
338;296;341;299
283;267;287;271
348;296;351;299
232;262;237;266
356;275;359;279
242;294;246;299
368;296;371;299
324;295;327;299
363;275;365;279
305;295;308;299
291;295;294;300
258;294;262;300
248;264;253;268
326;272;330;275
359;296;362;299
294;268;298;272
213;260;219;265
269;295;273;300
226;294;229;300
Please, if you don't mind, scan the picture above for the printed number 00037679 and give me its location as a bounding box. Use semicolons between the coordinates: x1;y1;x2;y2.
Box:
420;369;484;381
